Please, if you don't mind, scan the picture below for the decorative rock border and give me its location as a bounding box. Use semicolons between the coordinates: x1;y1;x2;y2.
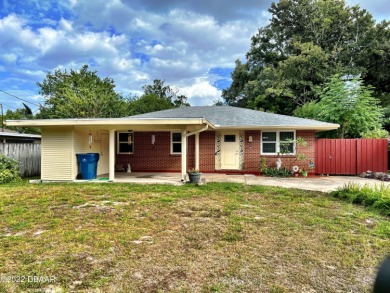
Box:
359;171;390;182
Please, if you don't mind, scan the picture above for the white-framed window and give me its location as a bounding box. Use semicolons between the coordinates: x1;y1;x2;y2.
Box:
171;132;182;154
261;130;296;155
117;131;134;154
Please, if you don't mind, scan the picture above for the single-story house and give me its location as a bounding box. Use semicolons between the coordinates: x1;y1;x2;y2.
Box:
6;106;339;181
0;128;41;143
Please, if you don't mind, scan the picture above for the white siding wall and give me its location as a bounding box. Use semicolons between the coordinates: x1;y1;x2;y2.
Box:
73;128;109;177
41;127;74;180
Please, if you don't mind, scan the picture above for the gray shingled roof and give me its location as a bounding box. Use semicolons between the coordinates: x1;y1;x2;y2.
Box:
129;106;339;129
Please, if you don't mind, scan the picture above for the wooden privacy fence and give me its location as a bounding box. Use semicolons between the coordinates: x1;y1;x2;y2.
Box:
315;139;388;175
0;143;41;177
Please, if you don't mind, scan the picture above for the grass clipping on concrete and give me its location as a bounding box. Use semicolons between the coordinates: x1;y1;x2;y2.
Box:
0;182;389;292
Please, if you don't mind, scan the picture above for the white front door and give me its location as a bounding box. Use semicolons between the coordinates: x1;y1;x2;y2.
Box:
221;132;240;170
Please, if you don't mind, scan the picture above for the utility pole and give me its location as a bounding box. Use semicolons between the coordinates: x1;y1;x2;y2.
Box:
0;104;3;132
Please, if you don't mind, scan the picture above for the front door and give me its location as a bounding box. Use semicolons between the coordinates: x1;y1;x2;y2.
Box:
221;132;240;170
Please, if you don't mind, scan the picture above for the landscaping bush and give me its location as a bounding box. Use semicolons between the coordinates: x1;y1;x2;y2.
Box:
0;154;21;184
331;183;390;216
261;167;292;177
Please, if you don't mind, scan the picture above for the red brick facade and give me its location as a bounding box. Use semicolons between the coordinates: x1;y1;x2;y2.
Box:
244;130;261;173
116;130;316;174
257;130;316;174
116;132;192;172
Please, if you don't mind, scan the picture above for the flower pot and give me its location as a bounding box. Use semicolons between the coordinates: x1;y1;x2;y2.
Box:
188;172;202;184
301;171;308;177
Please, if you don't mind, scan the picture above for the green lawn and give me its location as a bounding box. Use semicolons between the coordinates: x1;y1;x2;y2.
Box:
0;181;389;292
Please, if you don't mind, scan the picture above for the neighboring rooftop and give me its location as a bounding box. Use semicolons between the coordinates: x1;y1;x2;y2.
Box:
0;130;41;139
130;106;339;130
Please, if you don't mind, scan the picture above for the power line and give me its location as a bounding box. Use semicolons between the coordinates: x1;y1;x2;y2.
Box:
0;103;19;110
0;89;40;107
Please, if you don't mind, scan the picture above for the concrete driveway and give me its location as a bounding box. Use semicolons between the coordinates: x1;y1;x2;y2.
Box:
110;172;390;193
202;173;390;193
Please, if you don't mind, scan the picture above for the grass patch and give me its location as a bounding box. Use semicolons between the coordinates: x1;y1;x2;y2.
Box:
331;182;390;216
0;181;389;292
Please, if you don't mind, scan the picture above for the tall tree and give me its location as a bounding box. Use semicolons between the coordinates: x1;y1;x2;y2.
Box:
222;60;251;107
37;65;128;118
295;74;384;138
223;0;388;116
128;79;190;115
128;94;175;116
142;79;172;98
142;79;189;107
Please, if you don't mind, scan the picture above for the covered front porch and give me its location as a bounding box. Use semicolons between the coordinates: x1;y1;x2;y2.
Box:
6;117;214;182
105;123;208;182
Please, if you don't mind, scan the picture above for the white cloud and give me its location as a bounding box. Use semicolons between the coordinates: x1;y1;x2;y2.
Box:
0;0;319;107
59;18;73;31
0;14;39;50
0;5;260;106
179;78;222;106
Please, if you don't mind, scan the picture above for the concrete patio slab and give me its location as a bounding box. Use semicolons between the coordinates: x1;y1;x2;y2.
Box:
109;172;183;185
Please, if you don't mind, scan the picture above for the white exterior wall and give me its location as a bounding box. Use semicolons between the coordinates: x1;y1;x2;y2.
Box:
73;128;109;177
41;127;74;180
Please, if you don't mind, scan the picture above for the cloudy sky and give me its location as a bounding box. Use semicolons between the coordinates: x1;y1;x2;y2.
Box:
0;0;388;112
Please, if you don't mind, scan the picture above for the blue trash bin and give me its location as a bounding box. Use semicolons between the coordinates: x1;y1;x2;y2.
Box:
76;153;100;180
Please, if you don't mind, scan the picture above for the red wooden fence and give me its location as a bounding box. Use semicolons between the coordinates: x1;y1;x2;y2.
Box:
315;139;388;175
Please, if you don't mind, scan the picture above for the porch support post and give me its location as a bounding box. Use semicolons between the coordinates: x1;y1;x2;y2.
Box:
109;129;115;181
181;130;187;181
195;132;200;170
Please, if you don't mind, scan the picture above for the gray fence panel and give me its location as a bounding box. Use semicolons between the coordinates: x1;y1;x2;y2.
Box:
0;143;41;177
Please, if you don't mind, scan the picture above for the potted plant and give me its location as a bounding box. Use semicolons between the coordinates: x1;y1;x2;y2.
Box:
187;168;202;184
300;168;308;177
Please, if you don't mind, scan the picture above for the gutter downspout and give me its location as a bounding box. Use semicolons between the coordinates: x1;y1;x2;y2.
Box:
185;124;209;138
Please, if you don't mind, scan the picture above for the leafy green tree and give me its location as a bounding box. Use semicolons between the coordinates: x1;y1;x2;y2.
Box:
295;75;384;138
142;79;172;98
37;65;128;118
361;129;389;139
173;95;190;107
128;79;190;115
223;0;388;116
3;109;40;134
142;79;189;107
246;42;338;113
222;60;251;107
128;94;175;115
293;101;322;120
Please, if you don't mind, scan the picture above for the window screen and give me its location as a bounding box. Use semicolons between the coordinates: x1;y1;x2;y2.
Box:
262;143;276;153
262;132;277;154
261;131;295;154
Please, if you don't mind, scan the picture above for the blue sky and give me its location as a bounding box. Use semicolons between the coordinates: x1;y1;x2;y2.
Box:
0;0;388;112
